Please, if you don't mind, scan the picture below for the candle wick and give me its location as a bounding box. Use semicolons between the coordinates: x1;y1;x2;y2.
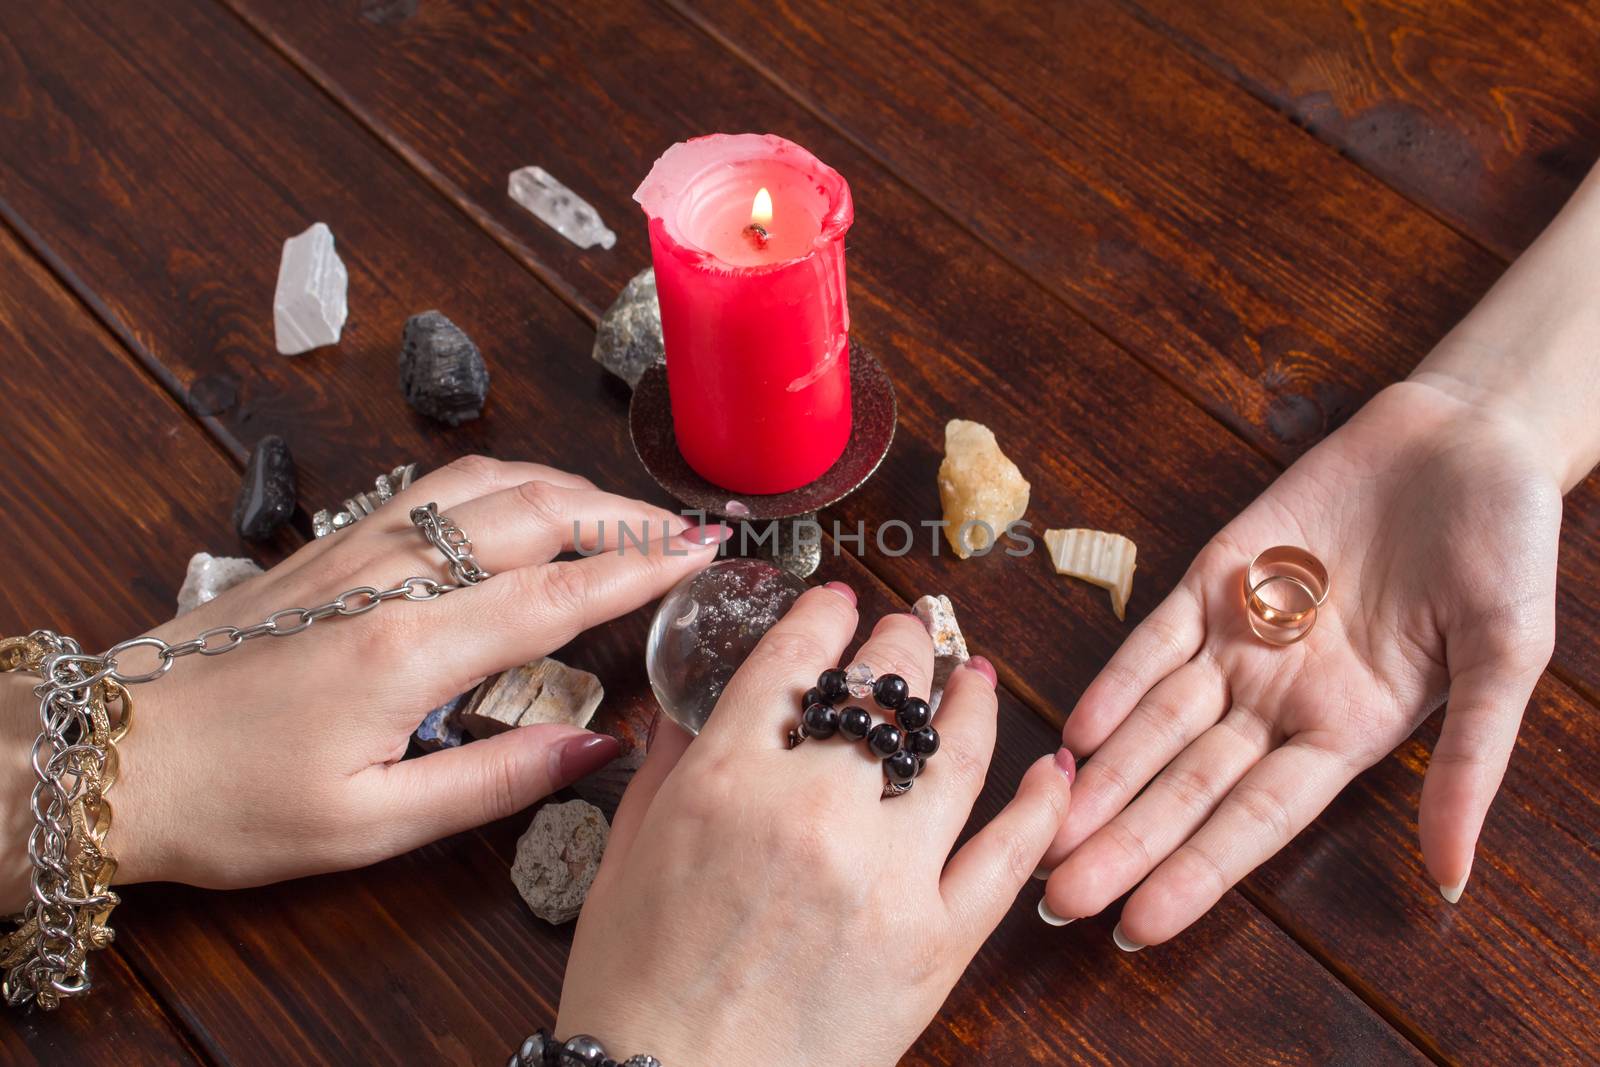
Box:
744;223;770;248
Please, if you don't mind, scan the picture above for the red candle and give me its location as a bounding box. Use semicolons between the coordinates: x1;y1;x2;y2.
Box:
635;133;854;494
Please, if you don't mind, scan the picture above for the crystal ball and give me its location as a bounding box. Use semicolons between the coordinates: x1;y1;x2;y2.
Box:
645;558;807;734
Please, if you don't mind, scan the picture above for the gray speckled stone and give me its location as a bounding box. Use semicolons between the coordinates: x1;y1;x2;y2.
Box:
176;552;263;615
232;435;297;541
400;310;489;425
511;800;609;924
592;268;662;388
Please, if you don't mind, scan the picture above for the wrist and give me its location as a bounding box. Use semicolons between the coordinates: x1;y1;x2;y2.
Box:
1;674;34;913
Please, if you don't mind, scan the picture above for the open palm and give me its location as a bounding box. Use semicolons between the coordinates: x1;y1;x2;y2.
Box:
1040;380;1561;947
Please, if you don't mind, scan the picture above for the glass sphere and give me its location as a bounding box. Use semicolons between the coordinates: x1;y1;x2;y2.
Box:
645;559;807;734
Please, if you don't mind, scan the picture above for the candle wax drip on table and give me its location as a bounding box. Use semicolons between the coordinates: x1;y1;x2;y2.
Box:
634;133;854;494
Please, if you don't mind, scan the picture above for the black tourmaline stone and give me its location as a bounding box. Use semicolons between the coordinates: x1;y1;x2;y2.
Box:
400;310;489;425
801;703;840;739
884;750;918;785
838;706;873;741
873;673;910;710
896;697;932;732
867;723;903;758
232;434;296;541
817;668;850;704
907;726;940;757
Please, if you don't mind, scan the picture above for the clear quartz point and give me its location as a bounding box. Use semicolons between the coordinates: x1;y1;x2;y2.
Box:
646;559;807;734
273;222;348;355
508;166;617;250
845;663;875;699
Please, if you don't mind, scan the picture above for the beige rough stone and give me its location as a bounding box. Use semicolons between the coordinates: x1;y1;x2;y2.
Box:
460;657;604;738
912;594;969;711
937;419;1030;559
1044;528;1137;620
510;800;609;924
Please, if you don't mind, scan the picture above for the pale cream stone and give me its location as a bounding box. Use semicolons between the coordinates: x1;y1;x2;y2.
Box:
937;419;1030;559
175;552;263;615
459;657;604;738
510;800;609;924
1044;528;1137;620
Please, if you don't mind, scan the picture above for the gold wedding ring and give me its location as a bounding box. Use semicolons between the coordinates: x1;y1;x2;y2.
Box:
1244;546;1329;645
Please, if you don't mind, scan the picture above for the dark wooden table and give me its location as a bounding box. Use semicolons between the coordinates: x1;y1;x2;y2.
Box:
2;2;1597;1063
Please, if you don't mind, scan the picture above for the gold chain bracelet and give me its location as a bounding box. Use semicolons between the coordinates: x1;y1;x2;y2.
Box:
0;634;131;1009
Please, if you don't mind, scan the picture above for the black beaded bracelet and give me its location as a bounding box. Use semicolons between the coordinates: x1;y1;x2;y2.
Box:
508;1029;662;1067
790;668;940;797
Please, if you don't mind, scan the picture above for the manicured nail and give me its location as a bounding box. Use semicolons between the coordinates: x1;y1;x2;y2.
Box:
1054;746;1076;784
1111;924;1144;952
1032;866;1052;882
679;522;733;546
1038;898;1073;927
1440;876;1468;904
823;581;857;606
555;733;622;783
966;655;997;688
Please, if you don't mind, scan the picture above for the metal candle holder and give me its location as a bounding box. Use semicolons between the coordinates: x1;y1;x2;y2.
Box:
629;339;897;577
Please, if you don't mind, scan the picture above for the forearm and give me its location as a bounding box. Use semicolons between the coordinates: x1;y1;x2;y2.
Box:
1412;158;1600;493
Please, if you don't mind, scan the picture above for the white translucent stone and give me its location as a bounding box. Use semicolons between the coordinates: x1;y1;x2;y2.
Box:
273;222;348;355
646;559;806;734
845;663;875;699
175;552;263;615
508;166;617;250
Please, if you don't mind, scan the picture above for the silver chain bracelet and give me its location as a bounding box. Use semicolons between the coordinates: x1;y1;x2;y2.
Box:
3;502;484;1007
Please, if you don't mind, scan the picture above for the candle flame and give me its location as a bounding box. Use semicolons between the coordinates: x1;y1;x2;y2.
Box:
750;186;773;230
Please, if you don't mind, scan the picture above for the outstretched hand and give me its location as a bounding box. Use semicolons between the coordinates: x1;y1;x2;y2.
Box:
1040;380;1561;946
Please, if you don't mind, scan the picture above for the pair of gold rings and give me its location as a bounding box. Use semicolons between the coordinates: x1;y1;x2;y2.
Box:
1244;546;1329;645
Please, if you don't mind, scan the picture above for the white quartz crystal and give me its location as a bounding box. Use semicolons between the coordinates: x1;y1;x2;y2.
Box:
508;166;616;250
273;222;348;355
176;552;263;615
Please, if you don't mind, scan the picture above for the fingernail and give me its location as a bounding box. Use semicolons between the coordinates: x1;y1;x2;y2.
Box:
555;733;622;783
823;581;856;606
679;522;733;546
1054;746;1076;784
1112;924;1144;952
966;655;997;688
1440;876;1468;904
1032;866;1052;881
1038;898;1074;927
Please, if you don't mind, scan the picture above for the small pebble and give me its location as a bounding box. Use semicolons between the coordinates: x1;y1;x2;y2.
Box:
510;799;609;924
399;310;489;426
232;434;296;541
592;267;663;387
176;552;263;615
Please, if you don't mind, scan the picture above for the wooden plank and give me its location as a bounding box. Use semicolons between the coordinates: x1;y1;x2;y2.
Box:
0;225;221;1065
195;0;1600;1061
1124;0;1600;260
0;0;1424;1061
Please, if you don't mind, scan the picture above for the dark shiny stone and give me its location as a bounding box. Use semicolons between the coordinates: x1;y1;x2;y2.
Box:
802;702;840;739
803;685;828;710
837;706;873;741
907;726;940;757
400;310;490;425
895;697;932;732
818;668;850;703
867;722;902;757
514;1031;549;1066
873;673;910;709
232;434;297;540
884;750;918;784
559;1035;608;1066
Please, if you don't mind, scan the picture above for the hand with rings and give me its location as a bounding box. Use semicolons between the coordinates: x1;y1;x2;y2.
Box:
555;584;1075;1066
1038;379;1563;946
0;455;731;905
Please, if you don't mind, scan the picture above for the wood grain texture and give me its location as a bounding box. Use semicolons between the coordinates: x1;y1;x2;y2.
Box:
0;225;220;1065
202;0;1600;1061
1124;0;1600;260
0;0;1421;1063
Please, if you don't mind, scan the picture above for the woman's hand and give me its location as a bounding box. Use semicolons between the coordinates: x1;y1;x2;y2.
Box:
1038;379;1562;947
1;456;728;907
556;586;1074;1066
